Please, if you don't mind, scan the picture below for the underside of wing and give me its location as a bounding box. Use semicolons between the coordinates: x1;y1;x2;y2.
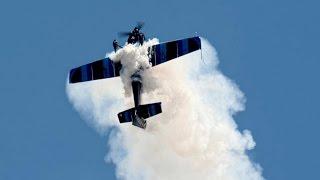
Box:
148;36;201;66
69;58;122;84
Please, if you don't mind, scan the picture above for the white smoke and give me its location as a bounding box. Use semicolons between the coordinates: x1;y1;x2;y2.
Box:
66;38;264;180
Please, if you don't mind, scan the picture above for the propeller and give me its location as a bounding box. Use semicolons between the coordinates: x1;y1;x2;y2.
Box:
118;31;131;37
135;21;145;30
117;22;145;38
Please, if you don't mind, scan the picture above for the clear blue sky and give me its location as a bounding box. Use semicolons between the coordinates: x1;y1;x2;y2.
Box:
1;0;319;179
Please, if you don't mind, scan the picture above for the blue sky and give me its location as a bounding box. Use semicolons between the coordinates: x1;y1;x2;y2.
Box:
1;0;319;179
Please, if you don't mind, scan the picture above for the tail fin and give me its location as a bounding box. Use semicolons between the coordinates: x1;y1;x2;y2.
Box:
118;102;162;123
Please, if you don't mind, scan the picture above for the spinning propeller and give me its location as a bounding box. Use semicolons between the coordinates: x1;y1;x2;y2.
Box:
118;22;145;38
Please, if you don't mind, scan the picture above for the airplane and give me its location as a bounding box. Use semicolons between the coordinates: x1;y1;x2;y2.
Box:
68;26;202;129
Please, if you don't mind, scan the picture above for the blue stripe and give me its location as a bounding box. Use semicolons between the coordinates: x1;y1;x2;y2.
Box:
80;65;91;81
157;43;167;64
178;39;189;56
149;105;156;116
123;111;132;122
102;58;114;78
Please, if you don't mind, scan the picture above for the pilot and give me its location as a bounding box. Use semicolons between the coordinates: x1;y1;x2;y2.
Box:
133;27;139;35
127;28;139;44
127;27;144;45
113;39;122;52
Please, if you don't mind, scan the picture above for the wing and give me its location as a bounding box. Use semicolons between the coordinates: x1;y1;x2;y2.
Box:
69;57;122;84
148;36;201;66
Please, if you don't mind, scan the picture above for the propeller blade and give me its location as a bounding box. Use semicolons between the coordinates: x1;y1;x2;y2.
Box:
118;31;131;37
136;22;145;30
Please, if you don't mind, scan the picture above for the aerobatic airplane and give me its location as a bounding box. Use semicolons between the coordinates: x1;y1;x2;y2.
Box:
69;23;202;129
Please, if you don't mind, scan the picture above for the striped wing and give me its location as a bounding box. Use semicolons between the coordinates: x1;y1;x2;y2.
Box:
69;58;122;84
148;36;201;66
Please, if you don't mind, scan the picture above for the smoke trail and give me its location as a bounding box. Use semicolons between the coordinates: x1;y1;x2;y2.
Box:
66;38;264;180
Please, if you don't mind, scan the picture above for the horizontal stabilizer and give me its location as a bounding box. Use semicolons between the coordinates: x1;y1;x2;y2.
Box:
118;102;162;123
